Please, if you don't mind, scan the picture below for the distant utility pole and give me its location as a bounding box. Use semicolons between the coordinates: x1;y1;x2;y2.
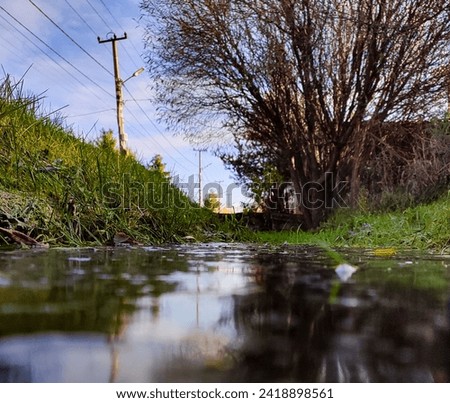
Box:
194;148;207;207
98;33;128;155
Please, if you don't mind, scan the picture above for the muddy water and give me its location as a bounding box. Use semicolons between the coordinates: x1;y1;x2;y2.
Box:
0;244;449;382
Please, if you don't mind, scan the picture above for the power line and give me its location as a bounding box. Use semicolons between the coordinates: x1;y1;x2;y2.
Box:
122;121;192;173
92;2;196;167
62;0;187;165
0;5;114;100
0;16;102;107
64;0;97;37
74;0;195;168
97;0;122;31
68;108;115;118
123;85;197;167
0;14;90;98
85;0;111;31
28;0;113;77
3;1;197;174
63;0;116;65
121;100;193;171
96;0;144;69
82;0;142;79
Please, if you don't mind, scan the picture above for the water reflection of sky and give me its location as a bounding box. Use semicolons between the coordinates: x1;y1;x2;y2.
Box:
0;245;256;382
0;246;449;382
0;333;111;382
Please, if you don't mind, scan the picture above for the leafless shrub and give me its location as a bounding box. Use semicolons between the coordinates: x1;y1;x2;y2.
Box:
361;121;450;209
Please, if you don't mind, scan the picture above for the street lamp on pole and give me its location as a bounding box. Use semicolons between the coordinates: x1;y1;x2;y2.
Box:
116;67;145;155
123;67;145;84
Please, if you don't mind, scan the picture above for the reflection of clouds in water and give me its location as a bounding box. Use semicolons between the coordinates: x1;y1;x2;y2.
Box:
0;334;110;382
98;289;238;381
0;245;256;382
158;269;250;296
0;275;11;286
0;324;235;382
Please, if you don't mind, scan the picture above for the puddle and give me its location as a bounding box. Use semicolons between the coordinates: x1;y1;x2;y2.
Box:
0;244;449;382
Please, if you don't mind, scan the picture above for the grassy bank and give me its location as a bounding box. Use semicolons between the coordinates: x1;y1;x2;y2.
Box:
1;75;447;250
257;195;450;253
0;76;244;246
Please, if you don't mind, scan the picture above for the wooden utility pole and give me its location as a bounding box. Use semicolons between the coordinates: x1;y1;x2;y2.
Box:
98;33;128;155
194;148;207;207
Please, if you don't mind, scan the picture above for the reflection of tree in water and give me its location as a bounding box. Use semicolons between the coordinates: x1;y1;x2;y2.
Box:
0;247;186;382
230;257;334;382
230;255;450;382
0;248;186;337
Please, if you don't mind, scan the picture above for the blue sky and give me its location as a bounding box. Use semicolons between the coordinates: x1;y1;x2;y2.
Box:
0;0;251;209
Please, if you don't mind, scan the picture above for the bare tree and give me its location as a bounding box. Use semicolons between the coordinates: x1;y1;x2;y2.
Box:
141;0;450;228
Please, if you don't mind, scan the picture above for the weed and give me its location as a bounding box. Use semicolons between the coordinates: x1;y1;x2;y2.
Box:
258;195;449;252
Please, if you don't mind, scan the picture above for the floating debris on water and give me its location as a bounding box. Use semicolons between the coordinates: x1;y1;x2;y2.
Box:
398;261;415;267
67;257;91;262
373;248;397;257
335;263;358;282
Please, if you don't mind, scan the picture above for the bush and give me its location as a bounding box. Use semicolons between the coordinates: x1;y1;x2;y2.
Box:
361;120;450;210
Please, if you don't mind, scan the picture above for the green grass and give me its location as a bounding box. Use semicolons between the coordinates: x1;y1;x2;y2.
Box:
257;195;450;253
0;75;245;246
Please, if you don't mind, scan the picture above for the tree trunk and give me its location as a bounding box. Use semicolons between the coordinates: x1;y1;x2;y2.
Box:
288;154;324;229
349;128;368;208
